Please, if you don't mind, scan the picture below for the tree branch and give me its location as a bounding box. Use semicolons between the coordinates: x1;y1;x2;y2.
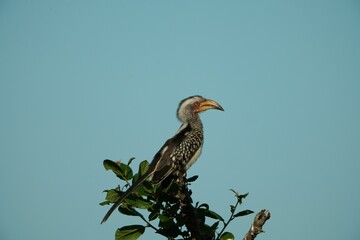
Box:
176;162;204;240
243;209;271;240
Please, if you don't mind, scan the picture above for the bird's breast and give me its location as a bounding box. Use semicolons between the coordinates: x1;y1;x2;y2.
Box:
186;145;203;169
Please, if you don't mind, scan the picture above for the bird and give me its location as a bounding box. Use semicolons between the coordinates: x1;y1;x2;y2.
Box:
101;95;224;224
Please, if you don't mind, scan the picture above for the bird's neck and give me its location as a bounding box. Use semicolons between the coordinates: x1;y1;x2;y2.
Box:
176;117;203;134
188;117;203;130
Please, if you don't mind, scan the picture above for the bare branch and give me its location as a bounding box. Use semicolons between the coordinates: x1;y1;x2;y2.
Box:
243;209;271;240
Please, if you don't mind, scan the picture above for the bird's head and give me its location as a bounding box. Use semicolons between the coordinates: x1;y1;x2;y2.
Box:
177;95;224;123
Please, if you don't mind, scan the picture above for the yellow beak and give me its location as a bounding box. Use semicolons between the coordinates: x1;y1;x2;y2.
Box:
197;99;224;113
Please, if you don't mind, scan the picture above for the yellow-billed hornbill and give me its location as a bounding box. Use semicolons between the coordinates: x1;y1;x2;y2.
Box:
101;95;224;224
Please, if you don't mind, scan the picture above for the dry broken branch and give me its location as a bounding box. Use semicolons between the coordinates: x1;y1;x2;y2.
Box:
243;209;271;240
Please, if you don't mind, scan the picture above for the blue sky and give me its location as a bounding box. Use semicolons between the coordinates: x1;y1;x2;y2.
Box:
1;1;359;239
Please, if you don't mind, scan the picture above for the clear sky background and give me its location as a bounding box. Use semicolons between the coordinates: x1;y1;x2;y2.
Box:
1;1;359;239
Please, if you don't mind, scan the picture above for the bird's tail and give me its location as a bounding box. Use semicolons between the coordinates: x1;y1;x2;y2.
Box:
101;170;153;224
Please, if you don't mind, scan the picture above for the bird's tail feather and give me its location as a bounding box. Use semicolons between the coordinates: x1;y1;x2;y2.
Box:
101;170;154;224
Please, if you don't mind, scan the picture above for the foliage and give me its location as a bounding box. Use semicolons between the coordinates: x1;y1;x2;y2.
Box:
100;158;254;240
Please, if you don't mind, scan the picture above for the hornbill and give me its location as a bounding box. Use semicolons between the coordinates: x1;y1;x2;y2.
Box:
101;95;224;223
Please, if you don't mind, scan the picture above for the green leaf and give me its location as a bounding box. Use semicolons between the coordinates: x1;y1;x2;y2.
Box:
200;223;217;238
139;160;150;176
125;196;152;209
127;157;136;166
119;162;133;180
230;189;238;196
233;209;254;218
158;214;170;223
105;189;120;202
210;221;220;232
119;205;142;217
187;175;199;182
230;190;249;203
115;225;145;240
103;159;133;180
99;200;110;206
103;159;122;175
132;160;150;183
237;192;249;203
205;209;225;222
135;182;154;196
141;181;154;194
220;232;235;240
198;203;209;210
158;215;180;237
148;211;158;221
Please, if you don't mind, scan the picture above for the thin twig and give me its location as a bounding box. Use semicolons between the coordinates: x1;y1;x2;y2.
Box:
138;212;158;233
217;197;240;239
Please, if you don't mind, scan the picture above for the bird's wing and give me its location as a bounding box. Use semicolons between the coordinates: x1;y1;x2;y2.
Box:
151;123;193;183
150;142;174;184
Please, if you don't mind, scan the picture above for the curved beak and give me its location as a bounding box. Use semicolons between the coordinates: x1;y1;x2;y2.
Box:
197;99;224;113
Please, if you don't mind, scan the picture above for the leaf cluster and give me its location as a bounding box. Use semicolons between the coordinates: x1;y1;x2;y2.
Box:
100;158;253;240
